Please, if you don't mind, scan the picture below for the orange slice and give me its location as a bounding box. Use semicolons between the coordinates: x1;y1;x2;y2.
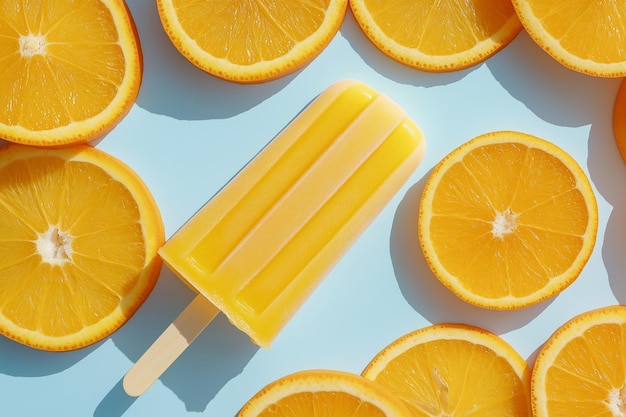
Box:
532;305;626;417
0;0;142;147
0;144;164;351
238;369;412;417
349;0;522;72
157;0;348;83
362;324;532;416
512;0;626;77
613;79;626;163
418;131;598;309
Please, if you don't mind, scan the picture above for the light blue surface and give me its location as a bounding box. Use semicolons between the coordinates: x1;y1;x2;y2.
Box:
0;1;624;416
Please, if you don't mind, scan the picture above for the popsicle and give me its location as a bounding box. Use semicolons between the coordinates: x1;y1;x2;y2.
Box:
123;79;426;396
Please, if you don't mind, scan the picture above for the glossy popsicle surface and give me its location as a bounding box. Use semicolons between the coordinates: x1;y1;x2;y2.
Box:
159;80;425;348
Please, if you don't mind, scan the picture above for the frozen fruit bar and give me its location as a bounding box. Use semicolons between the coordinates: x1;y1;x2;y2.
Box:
123;79;425;396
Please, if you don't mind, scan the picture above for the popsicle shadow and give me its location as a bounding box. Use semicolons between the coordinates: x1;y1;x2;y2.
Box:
99;268;258;415
124;0;293;121
389;174;552;335
97;316;257;416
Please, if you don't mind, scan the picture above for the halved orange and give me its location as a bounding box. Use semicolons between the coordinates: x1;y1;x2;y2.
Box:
418;131;598;309
0;144;164;351
238;369;412;417
157;0;348;83
512;0;626;77
349;0;522;72
362;324;532;416
0;0;142;146
613;79;626;163
532;305;626;417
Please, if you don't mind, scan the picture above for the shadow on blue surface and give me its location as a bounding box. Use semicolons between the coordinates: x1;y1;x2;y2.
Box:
125;0;293;121
95;268;259;415
486;31;620;129
390;176;552;339
94;380;136;417
587;107;626;304
0;337;96;377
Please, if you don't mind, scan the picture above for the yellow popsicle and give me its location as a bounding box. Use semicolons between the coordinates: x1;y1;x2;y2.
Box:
123;79;425;396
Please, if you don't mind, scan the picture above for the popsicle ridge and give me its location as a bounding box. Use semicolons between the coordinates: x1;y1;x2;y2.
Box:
237;117;424;345
181;82;373;275
231;95;410;301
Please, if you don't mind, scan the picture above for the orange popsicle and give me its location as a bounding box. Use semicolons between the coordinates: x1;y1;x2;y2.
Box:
123;80;425;396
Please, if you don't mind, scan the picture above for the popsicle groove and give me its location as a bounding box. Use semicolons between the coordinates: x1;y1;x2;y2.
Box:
185;87;373;275
232;95;409;313
242;118;424;321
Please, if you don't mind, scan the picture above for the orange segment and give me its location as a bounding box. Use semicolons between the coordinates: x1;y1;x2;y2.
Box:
362;324;532;416
532;305;626;417
157;0;348;83
238;369;412;417
0;144;164;351
0;0;142;146
418;131;598;309
512;0;626;77
349;0;522;72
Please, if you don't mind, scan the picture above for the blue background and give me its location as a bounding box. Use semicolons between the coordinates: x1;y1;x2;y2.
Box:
0;1;624;416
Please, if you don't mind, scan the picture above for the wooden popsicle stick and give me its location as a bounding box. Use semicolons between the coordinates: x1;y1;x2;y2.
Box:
123;294;220;397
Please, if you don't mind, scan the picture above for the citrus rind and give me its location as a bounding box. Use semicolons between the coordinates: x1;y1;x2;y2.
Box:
238;369;412;417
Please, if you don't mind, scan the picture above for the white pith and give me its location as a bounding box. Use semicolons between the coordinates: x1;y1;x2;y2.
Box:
492;208;519;238
35;225;74;265
19;34;47;57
